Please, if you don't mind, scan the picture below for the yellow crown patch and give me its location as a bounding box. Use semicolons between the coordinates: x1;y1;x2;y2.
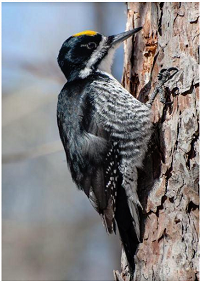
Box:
72;30;97;37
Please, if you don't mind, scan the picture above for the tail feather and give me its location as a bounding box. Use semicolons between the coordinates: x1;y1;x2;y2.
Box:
127;198;140;241
115;181;140;275
102;198;116;234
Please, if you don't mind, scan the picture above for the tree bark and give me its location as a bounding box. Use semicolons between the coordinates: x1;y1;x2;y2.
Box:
117;3;199;281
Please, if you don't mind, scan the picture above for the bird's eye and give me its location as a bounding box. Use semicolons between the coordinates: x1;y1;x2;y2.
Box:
87;42;97;49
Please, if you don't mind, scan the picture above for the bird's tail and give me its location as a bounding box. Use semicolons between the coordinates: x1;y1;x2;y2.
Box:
115;181;140;276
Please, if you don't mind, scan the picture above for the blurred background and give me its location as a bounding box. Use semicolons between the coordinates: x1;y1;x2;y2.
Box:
2;2;127;280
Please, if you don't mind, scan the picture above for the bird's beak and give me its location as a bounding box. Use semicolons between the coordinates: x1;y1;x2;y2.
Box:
109;27;142;47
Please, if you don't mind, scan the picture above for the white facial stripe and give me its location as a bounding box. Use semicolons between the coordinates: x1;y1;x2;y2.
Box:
98;42;121;73
98;47;116;73
79;37;107;79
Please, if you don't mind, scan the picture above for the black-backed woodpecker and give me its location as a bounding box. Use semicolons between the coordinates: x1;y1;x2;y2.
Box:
57;28;152;275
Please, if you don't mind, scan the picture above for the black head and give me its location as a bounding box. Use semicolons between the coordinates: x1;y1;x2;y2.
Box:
58;28;142;82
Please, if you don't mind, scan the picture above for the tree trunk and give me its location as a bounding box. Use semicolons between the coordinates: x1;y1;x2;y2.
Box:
116;3;199;281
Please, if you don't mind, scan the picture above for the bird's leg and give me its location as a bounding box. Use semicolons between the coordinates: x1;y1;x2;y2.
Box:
147;67;178;107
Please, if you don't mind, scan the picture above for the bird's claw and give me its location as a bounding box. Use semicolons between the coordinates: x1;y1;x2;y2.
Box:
158;67;179;84
148;67;179;106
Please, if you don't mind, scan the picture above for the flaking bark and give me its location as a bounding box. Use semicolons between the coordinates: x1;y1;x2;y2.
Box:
115;3;199;281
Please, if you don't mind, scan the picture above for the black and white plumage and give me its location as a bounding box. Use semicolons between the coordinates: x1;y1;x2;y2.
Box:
57;28;152;274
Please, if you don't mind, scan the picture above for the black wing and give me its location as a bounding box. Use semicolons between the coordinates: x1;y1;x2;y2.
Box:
82;96;120;233
57;84;119;233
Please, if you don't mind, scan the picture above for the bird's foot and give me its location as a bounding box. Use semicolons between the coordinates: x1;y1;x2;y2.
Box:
147;67;179;107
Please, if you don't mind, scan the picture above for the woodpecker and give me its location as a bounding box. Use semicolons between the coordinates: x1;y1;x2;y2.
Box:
57;28;152;274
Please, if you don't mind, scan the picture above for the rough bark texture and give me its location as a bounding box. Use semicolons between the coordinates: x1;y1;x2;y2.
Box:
118;3;199;281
